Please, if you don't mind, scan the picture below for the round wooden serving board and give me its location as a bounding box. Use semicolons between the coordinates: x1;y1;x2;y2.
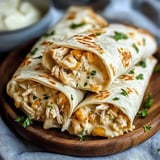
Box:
0;41;160;157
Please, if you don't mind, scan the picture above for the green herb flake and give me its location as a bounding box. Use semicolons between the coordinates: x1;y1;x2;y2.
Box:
70;22;85;29
120;88;128;96
15;116;33;128
143;125;151;132
44;30;55;37
143;38;146;46
30;48;38;55
137;93;153;118
137;108;148;118
113;31;128;41
157;147;160;152
78;130;87;141
33;56;42;59
22;117;33;128
33;95;38;100
71;94;73;100
112;97;119;101
139;59;146;68
136;73;144;80
128;69;135;74
15;116;25;123
43;94;50;100
145;93;153;109
154;64;160;72
84;82;88;87
132;43;139;53
95;32;101;36
91;70;96;76
47;105;53;108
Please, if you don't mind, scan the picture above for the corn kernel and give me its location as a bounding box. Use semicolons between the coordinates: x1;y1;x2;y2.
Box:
75;108;86;122
92;127;105;137
84;51;94;64
71;49;82;60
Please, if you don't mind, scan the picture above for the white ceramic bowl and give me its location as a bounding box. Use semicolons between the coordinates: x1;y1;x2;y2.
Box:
0;0;53;53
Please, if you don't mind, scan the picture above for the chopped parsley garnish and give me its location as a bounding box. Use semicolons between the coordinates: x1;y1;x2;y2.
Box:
33;95;38;100
47;105;53;108
22;117;33;128
138;108;148;118
143;125;151;132
71;94;73;100
44;30;55;37
95;32;101;36
154;64;160;72
128;69;135;74
84;82;88;87
113;31;128;41
78;130;87;141
143;38;146;46
30;48;38;55
91;70;96;76
43;94;50;100
137;93;153;118
120;88;128;96
157;147;160;152
136;73;144;80
15;116;25;123
70;22;85;29
112;97;119;101
139;59;146;68
33;56;42;59
132;43;139;53
15;116;33;128
145;93;153;109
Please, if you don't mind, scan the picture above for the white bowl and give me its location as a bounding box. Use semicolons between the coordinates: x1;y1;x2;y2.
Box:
0;0;53;53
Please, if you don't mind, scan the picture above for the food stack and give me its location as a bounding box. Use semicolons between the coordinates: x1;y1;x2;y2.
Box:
7;6;158;138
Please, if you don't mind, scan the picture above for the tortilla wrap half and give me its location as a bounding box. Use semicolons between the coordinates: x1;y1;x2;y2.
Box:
42;24;157;92
6;6;107;129
62;56;157;138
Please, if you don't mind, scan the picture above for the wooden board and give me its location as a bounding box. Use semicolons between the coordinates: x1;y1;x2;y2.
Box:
0;41;160;157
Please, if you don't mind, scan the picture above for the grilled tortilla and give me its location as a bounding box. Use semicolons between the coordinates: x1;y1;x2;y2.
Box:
6;6;107;129
42;24;157;92
62;56;157;138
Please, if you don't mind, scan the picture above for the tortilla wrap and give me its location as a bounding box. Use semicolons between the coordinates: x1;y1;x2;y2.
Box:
62;56;157;138
7;6;107;129
42;24;157;92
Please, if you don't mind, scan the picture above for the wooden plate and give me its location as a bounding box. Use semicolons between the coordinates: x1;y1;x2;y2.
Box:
0;41;160;157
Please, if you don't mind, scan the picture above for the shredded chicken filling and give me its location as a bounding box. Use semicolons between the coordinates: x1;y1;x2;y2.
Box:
68;104;133;138
8;80;69;128
45;47;108;92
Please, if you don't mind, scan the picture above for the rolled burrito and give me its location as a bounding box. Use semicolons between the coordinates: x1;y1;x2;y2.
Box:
62;56;157;138
42;24;157;92
7;6;107;129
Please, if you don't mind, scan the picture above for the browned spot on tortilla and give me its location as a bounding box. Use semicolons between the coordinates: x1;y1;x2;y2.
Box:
118;47;132;68
109;64;116;76
94;90;110;100
41;41;52;46
120;74;134;81
48;80;56;85
74;35;104;54
66;11;77;20
20;57;32;67
88;10;108;27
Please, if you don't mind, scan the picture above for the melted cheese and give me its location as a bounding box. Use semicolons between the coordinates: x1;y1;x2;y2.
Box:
8;80;69;129
67;104;134;138
47;47;108;92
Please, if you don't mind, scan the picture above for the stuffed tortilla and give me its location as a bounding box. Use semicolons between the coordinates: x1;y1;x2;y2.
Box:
42;24;157;92
62;56;157;138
